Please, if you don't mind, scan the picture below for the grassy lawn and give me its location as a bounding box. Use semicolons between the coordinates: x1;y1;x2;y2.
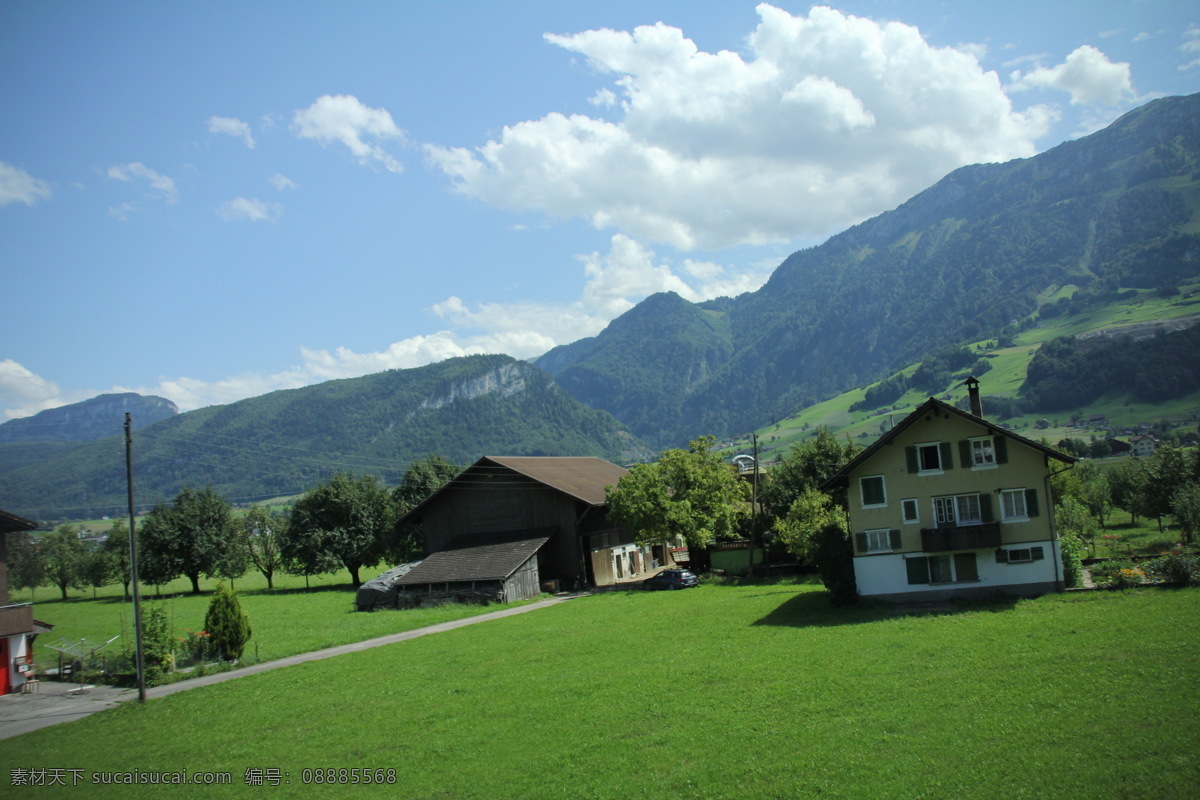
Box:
13;570;521;672
3;580;1197;799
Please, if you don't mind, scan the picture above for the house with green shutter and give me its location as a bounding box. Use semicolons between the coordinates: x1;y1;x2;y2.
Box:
821;379;1075;603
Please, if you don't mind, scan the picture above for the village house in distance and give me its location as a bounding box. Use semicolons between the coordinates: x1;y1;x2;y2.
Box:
822;378;1075;603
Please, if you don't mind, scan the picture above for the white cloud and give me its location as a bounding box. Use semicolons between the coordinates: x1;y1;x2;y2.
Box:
107;162;178;204
0;360;64;419
1132;32;1152;44
269;173;298;190
426;4;1052;250
217;196;282;222
0;161;52;206
1009;44;1135;106
207;115;255;148
292;94;406;172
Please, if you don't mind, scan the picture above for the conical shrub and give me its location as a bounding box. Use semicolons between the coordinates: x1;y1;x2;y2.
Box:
204;581;252;661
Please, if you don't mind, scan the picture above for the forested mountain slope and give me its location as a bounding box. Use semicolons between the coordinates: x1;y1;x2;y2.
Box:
1;355;650;520
539;92;1200;446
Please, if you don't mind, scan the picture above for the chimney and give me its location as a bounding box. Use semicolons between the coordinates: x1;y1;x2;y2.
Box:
964;376;983;418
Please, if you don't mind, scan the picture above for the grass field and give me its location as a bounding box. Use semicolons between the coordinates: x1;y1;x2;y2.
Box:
12;570;523;672
4;580;1197;799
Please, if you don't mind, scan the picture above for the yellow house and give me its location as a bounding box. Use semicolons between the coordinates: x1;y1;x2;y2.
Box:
821;380;1075;603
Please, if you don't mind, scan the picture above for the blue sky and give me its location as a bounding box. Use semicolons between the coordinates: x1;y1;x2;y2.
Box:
2;1;1197;420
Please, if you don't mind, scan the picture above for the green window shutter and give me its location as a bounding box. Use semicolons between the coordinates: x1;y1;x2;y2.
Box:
940;441;954;469
906;557;930;585
889;529;902;550
959;440;971;467
905;446;918;473
1031;546;1045;561
855;532;868;553
996;548;1009;563
1025;488;1039;517
954;552;979;581
980;493;994;523
994;437;1008;464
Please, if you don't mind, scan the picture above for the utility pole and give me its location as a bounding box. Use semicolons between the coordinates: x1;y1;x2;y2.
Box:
124;413;146;703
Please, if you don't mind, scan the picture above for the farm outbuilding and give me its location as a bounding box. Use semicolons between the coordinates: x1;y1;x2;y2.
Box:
396;456;671;597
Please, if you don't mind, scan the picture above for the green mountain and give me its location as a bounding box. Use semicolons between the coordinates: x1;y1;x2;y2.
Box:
0;393;177;443
0;355;651;521
538;92;1200;447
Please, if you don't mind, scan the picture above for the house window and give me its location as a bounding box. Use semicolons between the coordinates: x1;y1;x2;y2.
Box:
934;494;983;526
860;475;886;508
998;546;1044;564
866;529;893;552
970;437;996;468
901;498;920;524
906;552;979;584
1001;489;1027;520
917;443;943;473
1000;488;1039;520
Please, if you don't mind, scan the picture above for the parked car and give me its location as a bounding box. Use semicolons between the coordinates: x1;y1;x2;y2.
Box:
643;569;699;590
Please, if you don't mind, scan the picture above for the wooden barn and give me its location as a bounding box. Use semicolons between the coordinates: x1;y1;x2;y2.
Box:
398;456;671;598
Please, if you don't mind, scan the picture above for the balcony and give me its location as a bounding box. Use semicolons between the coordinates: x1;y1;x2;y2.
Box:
0;603;33;637
921;523;1001;553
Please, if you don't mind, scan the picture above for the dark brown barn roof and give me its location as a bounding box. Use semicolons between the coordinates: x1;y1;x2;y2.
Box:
395;528;553;585
0;508;38;534
399;455;628;526
481;456;628;506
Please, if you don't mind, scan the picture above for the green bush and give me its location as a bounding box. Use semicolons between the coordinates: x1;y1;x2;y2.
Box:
1143;551;1200;586
204;582;253;661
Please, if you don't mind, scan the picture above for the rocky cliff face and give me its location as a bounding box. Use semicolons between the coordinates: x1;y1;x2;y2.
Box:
0;393;178;443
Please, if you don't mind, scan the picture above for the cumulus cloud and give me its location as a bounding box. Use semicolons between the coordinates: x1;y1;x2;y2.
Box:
107;162;178;204
1009;44;1135;105
426;4;1053;250
207;115;255;148
292;94;406;172
217;196;282;222
0;161;52;206
269;173;298;190
0;359;65;419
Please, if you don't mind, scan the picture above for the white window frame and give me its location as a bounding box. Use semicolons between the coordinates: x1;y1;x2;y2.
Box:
1007;547;1033;563
901;498;920;525
933;493;982;527
865;529;893;553
970;436;998;469
1001;489;1029;522
915;442;944;475
859;475;887;509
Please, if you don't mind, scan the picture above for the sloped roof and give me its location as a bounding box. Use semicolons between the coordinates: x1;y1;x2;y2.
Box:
0;508;38;534
820;396;1075;490
481;456;628;506
400;456;628;526
395;528;553;585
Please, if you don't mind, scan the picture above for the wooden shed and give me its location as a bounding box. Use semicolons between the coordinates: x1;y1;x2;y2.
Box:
400;456;667;591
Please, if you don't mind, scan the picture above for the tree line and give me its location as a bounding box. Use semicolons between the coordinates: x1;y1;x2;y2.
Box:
6;455;461;599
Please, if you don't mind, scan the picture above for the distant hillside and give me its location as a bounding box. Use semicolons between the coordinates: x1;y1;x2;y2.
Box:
538;92;1200;447
0;355;651;520
0;393;177;443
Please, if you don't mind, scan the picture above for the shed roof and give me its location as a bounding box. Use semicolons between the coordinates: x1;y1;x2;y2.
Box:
820;396;1075;491
480;456;628;506
395;528;553;585
399;456;628;526
0;508;38;534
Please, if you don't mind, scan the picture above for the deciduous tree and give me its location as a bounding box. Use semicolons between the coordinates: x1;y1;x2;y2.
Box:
389;454;460;563
138;486;236;593
606;435;749;552
241;506;287;589
286;472;394;586
42;525;86;600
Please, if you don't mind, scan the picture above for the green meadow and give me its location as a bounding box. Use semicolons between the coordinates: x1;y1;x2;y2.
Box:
4;580;1197;799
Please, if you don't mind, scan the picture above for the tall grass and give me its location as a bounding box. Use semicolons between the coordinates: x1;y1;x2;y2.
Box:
3;580;1197;799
